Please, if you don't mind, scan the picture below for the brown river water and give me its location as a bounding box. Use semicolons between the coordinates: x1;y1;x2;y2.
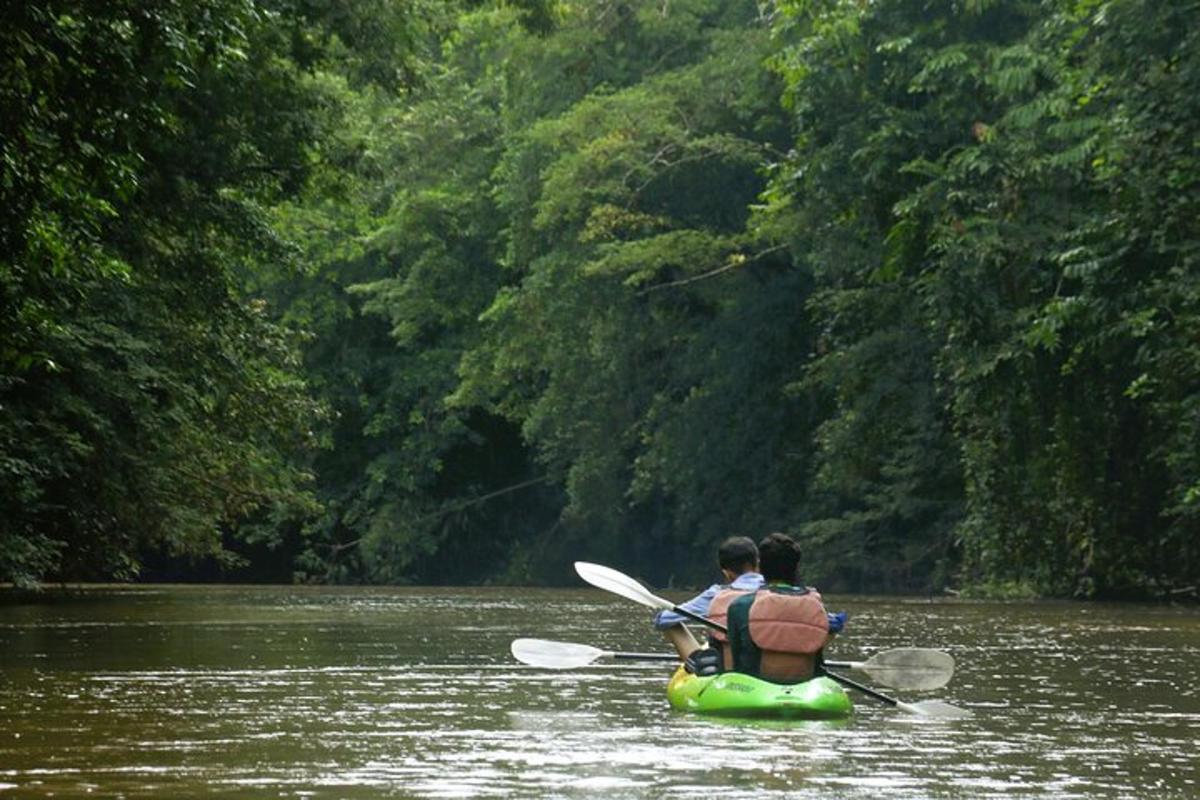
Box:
1;585;1197;798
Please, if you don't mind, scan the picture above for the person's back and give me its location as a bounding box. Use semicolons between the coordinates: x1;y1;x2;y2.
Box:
725;533;833;683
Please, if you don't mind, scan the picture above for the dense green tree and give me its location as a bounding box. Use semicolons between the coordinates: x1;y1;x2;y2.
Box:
286;0;815;584
768;0;1200;597
277;7;565;584
0;1;344;585
5;0;1196;597
261;0;1200;595
453;0;816;579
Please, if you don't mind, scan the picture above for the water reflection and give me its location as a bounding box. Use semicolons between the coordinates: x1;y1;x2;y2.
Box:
1;586;1197;798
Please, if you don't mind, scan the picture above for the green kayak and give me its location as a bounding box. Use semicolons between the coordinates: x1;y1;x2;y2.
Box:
666;665;853;720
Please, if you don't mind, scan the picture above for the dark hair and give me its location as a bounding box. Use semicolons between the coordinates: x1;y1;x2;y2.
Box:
717;536;758;573
757;532;801;583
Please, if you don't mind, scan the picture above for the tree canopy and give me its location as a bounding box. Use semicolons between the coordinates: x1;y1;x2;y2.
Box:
2;0;1197;599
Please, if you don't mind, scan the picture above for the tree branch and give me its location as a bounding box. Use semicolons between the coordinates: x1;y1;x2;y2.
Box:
636;243;788;295
326;475;554;555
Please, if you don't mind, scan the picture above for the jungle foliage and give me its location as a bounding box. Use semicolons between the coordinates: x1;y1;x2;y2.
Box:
2;0;1196;598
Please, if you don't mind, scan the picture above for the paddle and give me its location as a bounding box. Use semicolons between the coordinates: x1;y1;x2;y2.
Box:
818;667;971;718
825;648;955;691
573;561;971;718
511;637;955;690
511;638;678;669
574;561;716;629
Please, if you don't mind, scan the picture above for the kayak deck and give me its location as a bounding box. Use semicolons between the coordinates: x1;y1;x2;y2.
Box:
667;665;853;720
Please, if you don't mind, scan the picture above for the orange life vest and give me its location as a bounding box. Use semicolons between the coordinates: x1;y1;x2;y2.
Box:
748;588;829;654
729;587;829;683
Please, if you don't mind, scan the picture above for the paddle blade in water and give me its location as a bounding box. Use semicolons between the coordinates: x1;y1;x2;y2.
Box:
511;638;605;669
861;648;956;691
573;562;673;610
897;699;974;719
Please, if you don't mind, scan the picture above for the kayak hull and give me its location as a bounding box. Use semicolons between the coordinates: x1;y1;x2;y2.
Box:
666;665;853;720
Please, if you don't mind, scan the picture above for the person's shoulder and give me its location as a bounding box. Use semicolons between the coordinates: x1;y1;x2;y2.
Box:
731;572;764;590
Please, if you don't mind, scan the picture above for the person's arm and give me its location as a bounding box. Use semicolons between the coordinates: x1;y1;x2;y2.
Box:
651;582;720;630
821;610;847;649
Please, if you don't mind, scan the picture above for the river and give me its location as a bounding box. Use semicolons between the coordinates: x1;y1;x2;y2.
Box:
1;585;1197;798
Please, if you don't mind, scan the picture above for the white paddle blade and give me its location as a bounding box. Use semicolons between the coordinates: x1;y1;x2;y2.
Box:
897;699;973;719
511;638;606;669
861;648;956;691
574;562;673;611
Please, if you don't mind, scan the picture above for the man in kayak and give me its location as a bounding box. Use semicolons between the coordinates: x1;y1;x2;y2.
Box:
721;532;844;683
652;536;763;660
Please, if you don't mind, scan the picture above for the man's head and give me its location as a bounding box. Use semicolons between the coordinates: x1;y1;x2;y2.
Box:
717;536;758;576
757;532;801;584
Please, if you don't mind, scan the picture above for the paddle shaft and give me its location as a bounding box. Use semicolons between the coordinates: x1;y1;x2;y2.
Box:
668;604;727;633
819;667;901;707
620;654;863;669
613;652;680;663
623;652;872;675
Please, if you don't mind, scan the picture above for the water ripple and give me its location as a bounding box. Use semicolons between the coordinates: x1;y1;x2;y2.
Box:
1;588;1197;798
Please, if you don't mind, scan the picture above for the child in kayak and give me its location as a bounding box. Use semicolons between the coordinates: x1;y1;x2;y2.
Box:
652;536;763;660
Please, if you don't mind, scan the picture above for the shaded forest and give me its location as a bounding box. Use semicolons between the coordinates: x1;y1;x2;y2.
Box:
2;0;1197;599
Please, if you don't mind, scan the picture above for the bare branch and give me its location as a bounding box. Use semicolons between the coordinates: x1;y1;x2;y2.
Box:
326;475;553;555
636;243;788;295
